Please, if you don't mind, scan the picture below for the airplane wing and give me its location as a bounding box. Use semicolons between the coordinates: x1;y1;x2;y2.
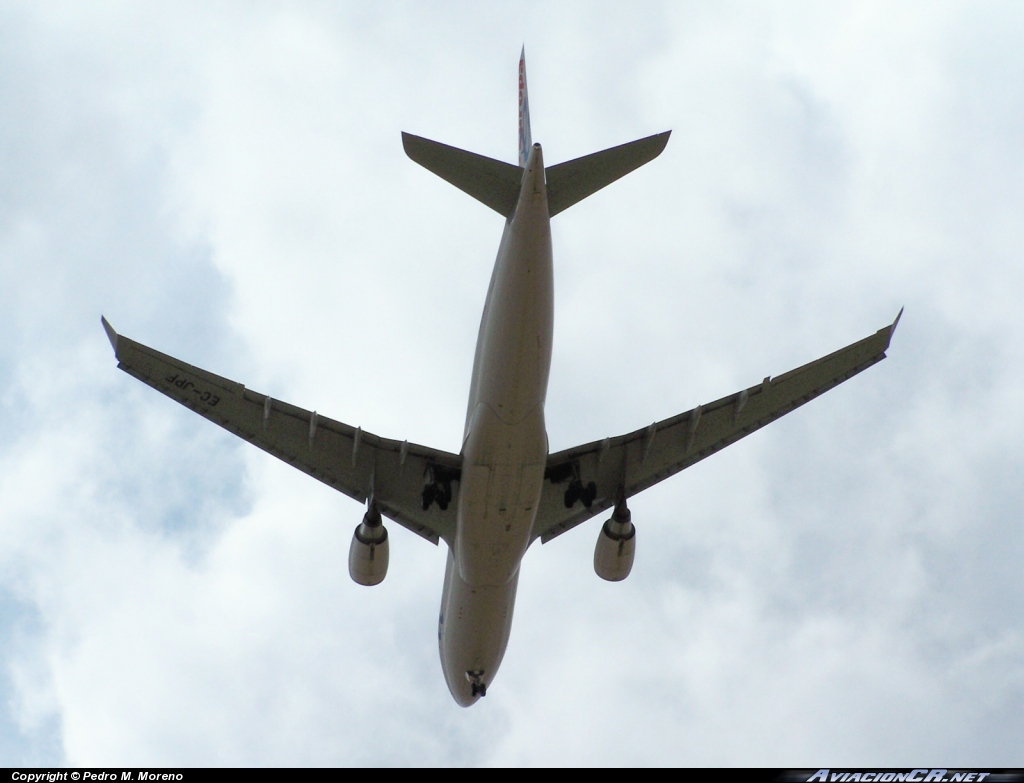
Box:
533;312;902;544
101;318;460;546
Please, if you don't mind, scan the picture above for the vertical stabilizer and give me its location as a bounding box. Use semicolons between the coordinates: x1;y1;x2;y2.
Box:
518;47;532;167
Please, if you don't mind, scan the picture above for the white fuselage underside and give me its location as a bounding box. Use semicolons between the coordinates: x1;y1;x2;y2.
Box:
438;144;553;706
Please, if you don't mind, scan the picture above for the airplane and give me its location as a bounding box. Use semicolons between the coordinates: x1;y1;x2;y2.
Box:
101;50;900;707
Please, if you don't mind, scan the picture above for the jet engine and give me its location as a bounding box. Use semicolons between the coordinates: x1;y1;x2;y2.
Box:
593;495;635;582
348;502;389;586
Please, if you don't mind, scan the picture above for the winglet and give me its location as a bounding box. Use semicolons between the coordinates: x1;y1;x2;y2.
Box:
879;306;904;351
100;315;119;356
892;306;904;333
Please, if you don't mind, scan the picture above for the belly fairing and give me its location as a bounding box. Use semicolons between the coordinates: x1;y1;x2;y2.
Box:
456;403;546;586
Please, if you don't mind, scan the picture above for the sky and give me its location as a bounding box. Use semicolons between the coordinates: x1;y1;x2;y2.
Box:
1;0;1022;767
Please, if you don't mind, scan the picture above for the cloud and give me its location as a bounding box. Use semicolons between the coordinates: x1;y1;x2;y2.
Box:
1;0;1021;766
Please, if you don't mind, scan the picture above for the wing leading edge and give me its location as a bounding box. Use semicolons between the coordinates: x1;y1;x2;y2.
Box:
534;310;903;544
101;318;460;546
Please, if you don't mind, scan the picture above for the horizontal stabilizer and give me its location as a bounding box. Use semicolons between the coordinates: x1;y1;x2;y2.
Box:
402;132;523;217
546;131;670;217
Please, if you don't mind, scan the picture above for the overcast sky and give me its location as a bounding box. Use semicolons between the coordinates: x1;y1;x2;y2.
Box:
2;0;1022;767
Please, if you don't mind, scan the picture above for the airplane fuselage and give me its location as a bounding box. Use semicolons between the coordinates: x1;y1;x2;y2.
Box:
439;144;553;705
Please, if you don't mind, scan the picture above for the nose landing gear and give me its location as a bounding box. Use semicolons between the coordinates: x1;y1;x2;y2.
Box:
466;670;487;698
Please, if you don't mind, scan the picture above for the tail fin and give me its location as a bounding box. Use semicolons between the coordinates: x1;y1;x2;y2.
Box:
518;47;532;167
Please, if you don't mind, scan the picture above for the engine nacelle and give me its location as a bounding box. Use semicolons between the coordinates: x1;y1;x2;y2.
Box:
348;506;389;586
593;499;635;582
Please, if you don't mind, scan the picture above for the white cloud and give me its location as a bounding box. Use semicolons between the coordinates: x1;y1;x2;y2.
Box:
1;0;1021;766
